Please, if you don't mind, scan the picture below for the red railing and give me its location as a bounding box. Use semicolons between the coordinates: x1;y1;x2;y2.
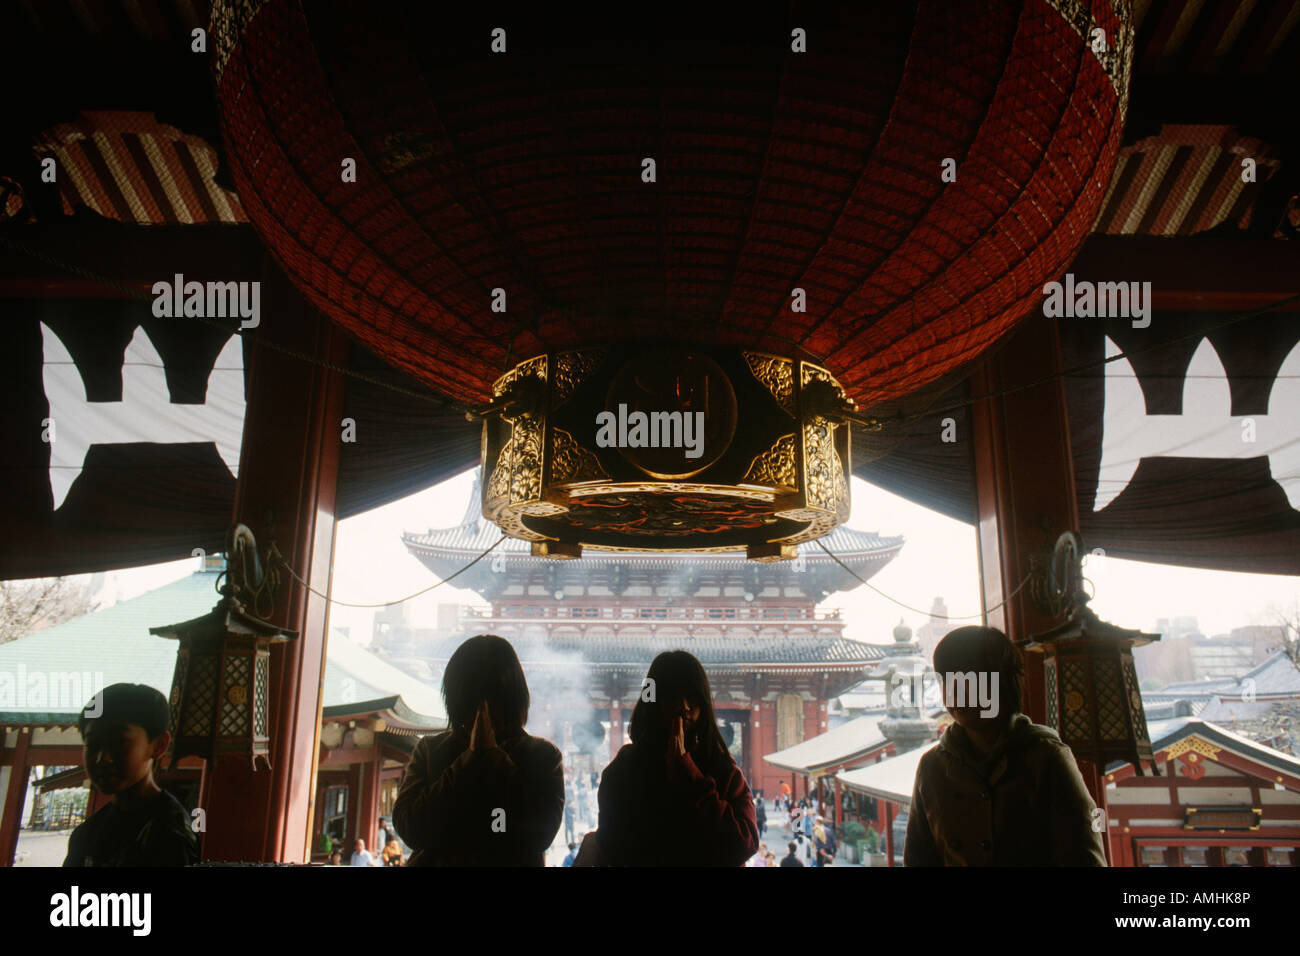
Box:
458;605;843;623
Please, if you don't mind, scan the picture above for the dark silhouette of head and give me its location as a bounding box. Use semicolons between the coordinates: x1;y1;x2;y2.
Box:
629;650;730;768
78;682;169;738
78;683;171;795
442;634;530;738
932;625;1023;723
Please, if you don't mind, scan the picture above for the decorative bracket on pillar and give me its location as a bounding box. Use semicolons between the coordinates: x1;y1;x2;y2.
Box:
1027;530;1087;619
226;521;283;619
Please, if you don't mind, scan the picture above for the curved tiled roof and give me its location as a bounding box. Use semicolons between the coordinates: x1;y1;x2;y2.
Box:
838;744;934;805
420;630;885;668
403;470;903;569
404;521;904;564
764;715;887;774
0;571;443;729
1108;718;1300;779
319;628;446;726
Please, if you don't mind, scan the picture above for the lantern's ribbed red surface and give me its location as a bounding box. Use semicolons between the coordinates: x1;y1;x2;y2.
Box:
215;1;1127;407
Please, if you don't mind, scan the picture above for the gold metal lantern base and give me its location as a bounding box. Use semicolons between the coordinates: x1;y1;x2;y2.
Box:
476;345;855;558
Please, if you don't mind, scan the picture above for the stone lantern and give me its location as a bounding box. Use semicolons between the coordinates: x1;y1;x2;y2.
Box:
870;620;937;755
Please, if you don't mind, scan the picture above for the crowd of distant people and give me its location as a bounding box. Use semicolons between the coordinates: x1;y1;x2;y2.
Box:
744;792;839;867
62;626;1107;867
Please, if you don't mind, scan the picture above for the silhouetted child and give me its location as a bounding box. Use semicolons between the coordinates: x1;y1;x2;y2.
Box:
904;626;1107;866
63;683;200;867
596;650;759;866
393;635;563;865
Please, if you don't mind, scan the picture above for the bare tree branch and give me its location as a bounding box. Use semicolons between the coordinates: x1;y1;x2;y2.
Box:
0;577;99;645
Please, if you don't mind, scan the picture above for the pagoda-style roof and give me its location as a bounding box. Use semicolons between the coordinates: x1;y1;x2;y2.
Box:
405;521;903;567
840;717;1300;808
420;630;884;671
1108;717;1300;781
402;470;903;596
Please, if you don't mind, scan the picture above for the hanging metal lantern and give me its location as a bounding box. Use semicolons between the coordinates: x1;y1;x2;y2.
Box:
473;343;853;558
1025;532;1160;775
150;525;296;770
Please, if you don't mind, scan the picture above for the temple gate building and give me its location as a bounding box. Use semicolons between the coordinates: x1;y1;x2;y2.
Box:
401;472;904;796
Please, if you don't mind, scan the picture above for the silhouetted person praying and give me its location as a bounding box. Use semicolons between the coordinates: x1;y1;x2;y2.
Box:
904;626;1108;866
595;650;759;866
393;635;563;865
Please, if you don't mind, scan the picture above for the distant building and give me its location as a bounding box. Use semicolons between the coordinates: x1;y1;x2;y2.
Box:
372;602;464;677
1155;616;1202;642
402;469;905;796
1182;653;1300;756
828;680;886;726
838;717;1300;867
914;597;949;661
1189;639;1260;682
1136;626;1282;687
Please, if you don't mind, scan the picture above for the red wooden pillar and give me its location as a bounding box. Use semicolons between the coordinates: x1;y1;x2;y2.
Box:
309;776;328;859
357;751;380;856
0;729;32;866
198;264;345;862
884;802;895;867
739;710;752;787
833;776;842;829
969;314;1109;834
346;762;363;851
1110;829;1132;867
753;700;775;794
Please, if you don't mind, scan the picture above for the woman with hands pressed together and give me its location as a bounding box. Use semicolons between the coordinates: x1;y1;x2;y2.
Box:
392;634;563;866
595;650;759;866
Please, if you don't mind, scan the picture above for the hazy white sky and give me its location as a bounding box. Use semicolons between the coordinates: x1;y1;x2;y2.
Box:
97;469;1299;647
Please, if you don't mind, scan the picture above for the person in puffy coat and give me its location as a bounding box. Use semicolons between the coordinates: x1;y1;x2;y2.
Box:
905;626;1108;867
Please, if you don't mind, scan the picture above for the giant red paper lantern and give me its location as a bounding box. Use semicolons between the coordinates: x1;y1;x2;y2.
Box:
212;0;1131;411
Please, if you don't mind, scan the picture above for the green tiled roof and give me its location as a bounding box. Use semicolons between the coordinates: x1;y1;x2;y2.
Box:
0;571;219;718
0;570;444;726
320;626;445;722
